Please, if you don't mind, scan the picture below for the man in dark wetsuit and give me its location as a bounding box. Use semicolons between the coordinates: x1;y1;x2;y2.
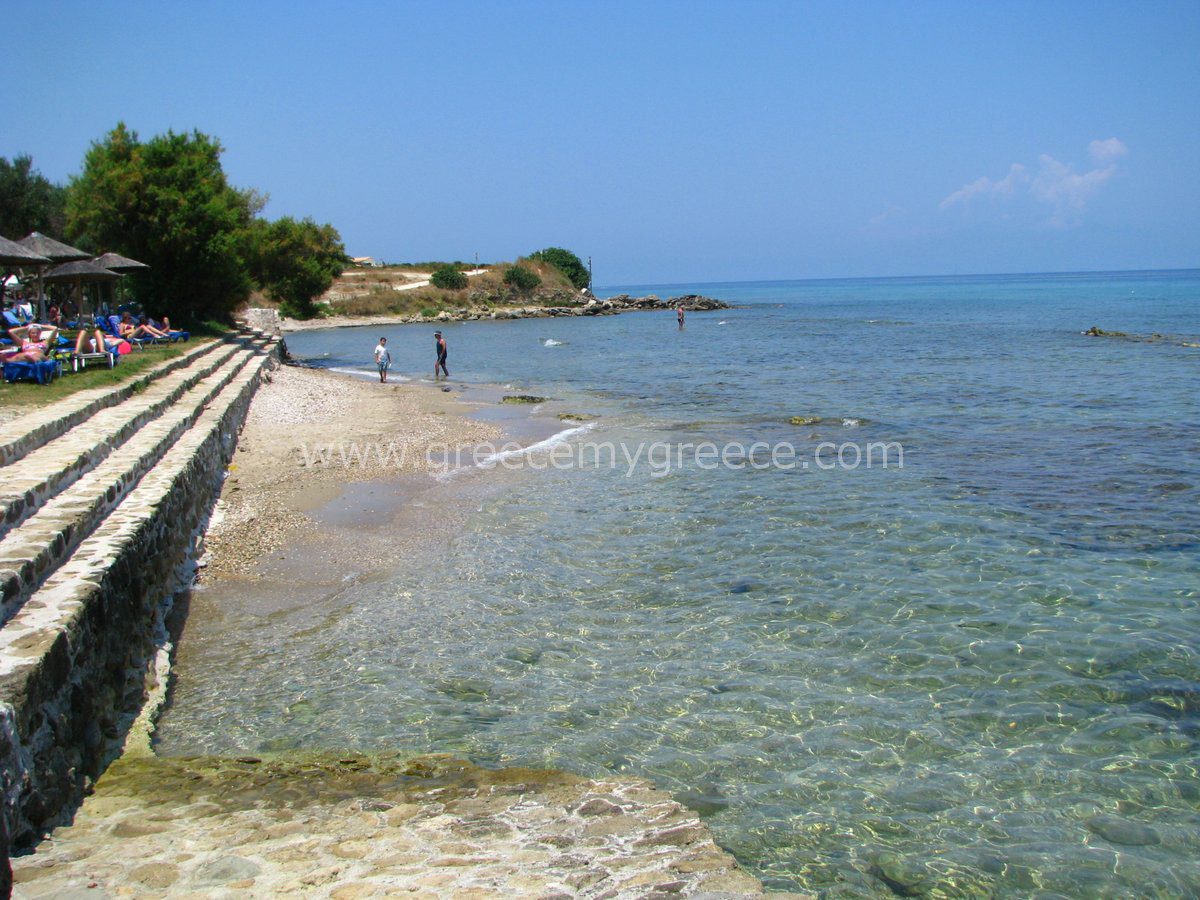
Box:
434;331;449;379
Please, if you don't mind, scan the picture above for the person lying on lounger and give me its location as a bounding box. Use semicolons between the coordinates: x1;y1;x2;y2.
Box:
142;314;172;333
6;323;51;362
119;311;168;340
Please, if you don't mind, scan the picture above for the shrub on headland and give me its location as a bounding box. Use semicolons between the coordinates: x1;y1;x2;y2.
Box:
502;265;541;292
430;264;468;290
529;247;589;290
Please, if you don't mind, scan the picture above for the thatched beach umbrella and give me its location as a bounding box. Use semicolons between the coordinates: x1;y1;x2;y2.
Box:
43;260;120;319
0;235;51;266
92;253;149;308
91;251;149;272
0;237;50;312
17;232;90;320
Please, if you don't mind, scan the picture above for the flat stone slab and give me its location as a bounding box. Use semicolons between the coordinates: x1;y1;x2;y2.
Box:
12;752;788;898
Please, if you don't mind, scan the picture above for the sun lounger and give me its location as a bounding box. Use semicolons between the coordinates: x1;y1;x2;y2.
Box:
70;347;119;371
3;358;62;384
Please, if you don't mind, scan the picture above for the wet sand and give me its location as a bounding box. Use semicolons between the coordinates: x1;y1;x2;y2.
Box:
201;364;503;580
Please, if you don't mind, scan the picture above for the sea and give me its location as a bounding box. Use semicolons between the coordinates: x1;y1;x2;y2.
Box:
157;270;1200;896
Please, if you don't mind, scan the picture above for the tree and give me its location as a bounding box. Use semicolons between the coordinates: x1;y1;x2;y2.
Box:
66;123;257;322
249;216;347;319
529;246;588;290
431;264;467;290
0;155;67;238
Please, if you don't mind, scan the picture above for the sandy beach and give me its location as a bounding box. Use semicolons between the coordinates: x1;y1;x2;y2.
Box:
200;364;501;579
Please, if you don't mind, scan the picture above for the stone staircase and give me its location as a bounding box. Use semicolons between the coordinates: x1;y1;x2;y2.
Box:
0;329;280;846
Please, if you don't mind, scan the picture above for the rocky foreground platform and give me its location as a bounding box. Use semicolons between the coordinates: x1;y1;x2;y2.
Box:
12;753;797;899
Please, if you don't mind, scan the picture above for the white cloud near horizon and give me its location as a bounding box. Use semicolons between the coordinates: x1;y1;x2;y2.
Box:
939;138;1127;224
1088;137;1129;164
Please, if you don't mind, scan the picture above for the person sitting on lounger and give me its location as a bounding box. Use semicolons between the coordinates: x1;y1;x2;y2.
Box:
119;311;168;340
75;327;120;356
7;323;50;362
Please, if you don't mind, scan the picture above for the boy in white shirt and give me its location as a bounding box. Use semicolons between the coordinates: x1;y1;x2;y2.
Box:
373;336;392;383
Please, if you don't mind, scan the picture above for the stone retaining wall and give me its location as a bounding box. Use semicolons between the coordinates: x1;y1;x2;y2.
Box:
0;340;281;852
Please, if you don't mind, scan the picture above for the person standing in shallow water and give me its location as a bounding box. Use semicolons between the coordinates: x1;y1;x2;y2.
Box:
677;305;685;328
434;331;449;379
373;336;391;383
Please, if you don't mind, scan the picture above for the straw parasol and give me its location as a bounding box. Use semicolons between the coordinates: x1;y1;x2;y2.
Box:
92;251;149;272
43;260;121;319
92;252;149;308
17;232;91;320
0;235;51;266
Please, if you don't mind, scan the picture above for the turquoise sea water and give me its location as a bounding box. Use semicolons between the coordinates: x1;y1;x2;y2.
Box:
160;271;1200;896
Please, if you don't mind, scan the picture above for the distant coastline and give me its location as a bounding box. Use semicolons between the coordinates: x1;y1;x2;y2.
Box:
280;292;729;332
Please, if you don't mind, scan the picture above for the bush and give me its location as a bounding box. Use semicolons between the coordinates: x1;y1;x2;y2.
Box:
250;215;347;319
529;247;589;290
420;307;437;317
503;265;541;292
431;264;467;290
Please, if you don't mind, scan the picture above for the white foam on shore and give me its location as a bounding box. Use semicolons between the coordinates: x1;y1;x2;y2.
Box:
436;422;598;482
329;366;410;383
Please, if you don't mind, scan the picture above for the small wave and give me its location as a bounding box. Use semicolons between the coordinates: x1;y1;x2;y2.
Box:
478;422;597;466
436;422;599;482
842;418;860;427
329;366;409;382
717;321;727;325
542;338;564;347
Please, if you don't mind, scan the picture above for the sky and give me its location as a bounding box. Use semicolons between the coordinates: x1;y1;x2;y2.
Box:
3;1;1198;285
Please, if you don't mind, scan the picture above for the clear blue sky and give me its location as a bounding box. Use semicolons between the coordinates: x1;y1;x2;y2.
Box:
3;1;1197;285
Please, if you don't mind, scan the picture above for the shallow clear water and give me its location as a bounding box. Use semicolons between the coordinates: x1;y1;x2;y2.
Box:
160;271;1200;895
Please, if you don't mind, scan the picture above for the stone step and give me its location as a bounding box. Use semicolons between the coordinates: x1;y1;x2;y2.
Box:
0;338;278;843
0;339;252;543
0;339;270;626
0;335;236;469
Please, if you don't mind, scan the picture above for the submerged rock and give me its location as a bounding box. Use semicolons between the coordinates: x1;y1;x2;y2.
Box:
871;851;931;896
501;395;548;404
1086;814;1161;846
727;578;763;594
557;412;595;422
789;415;821;426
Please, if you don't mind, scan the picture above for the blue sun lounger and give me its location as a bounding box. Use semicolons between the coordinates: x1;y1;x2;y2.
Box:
3;358;62;385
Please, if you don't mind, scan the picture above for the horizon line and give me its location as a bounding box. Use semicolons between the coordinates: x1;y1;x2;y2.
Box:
598;266;1200;292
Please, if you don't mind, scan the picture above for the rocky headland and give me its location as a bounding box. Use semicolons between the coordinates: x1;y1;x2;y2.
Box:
281;294;729;332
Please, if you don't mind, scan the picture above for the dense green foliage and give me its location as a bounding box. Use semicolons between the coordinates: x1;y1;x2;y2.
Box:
62;122;345;323
529;246;589;290
249;216;347;318
67;124;257;321
503;264;541;292
0;155;67;238
431;264;468;290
